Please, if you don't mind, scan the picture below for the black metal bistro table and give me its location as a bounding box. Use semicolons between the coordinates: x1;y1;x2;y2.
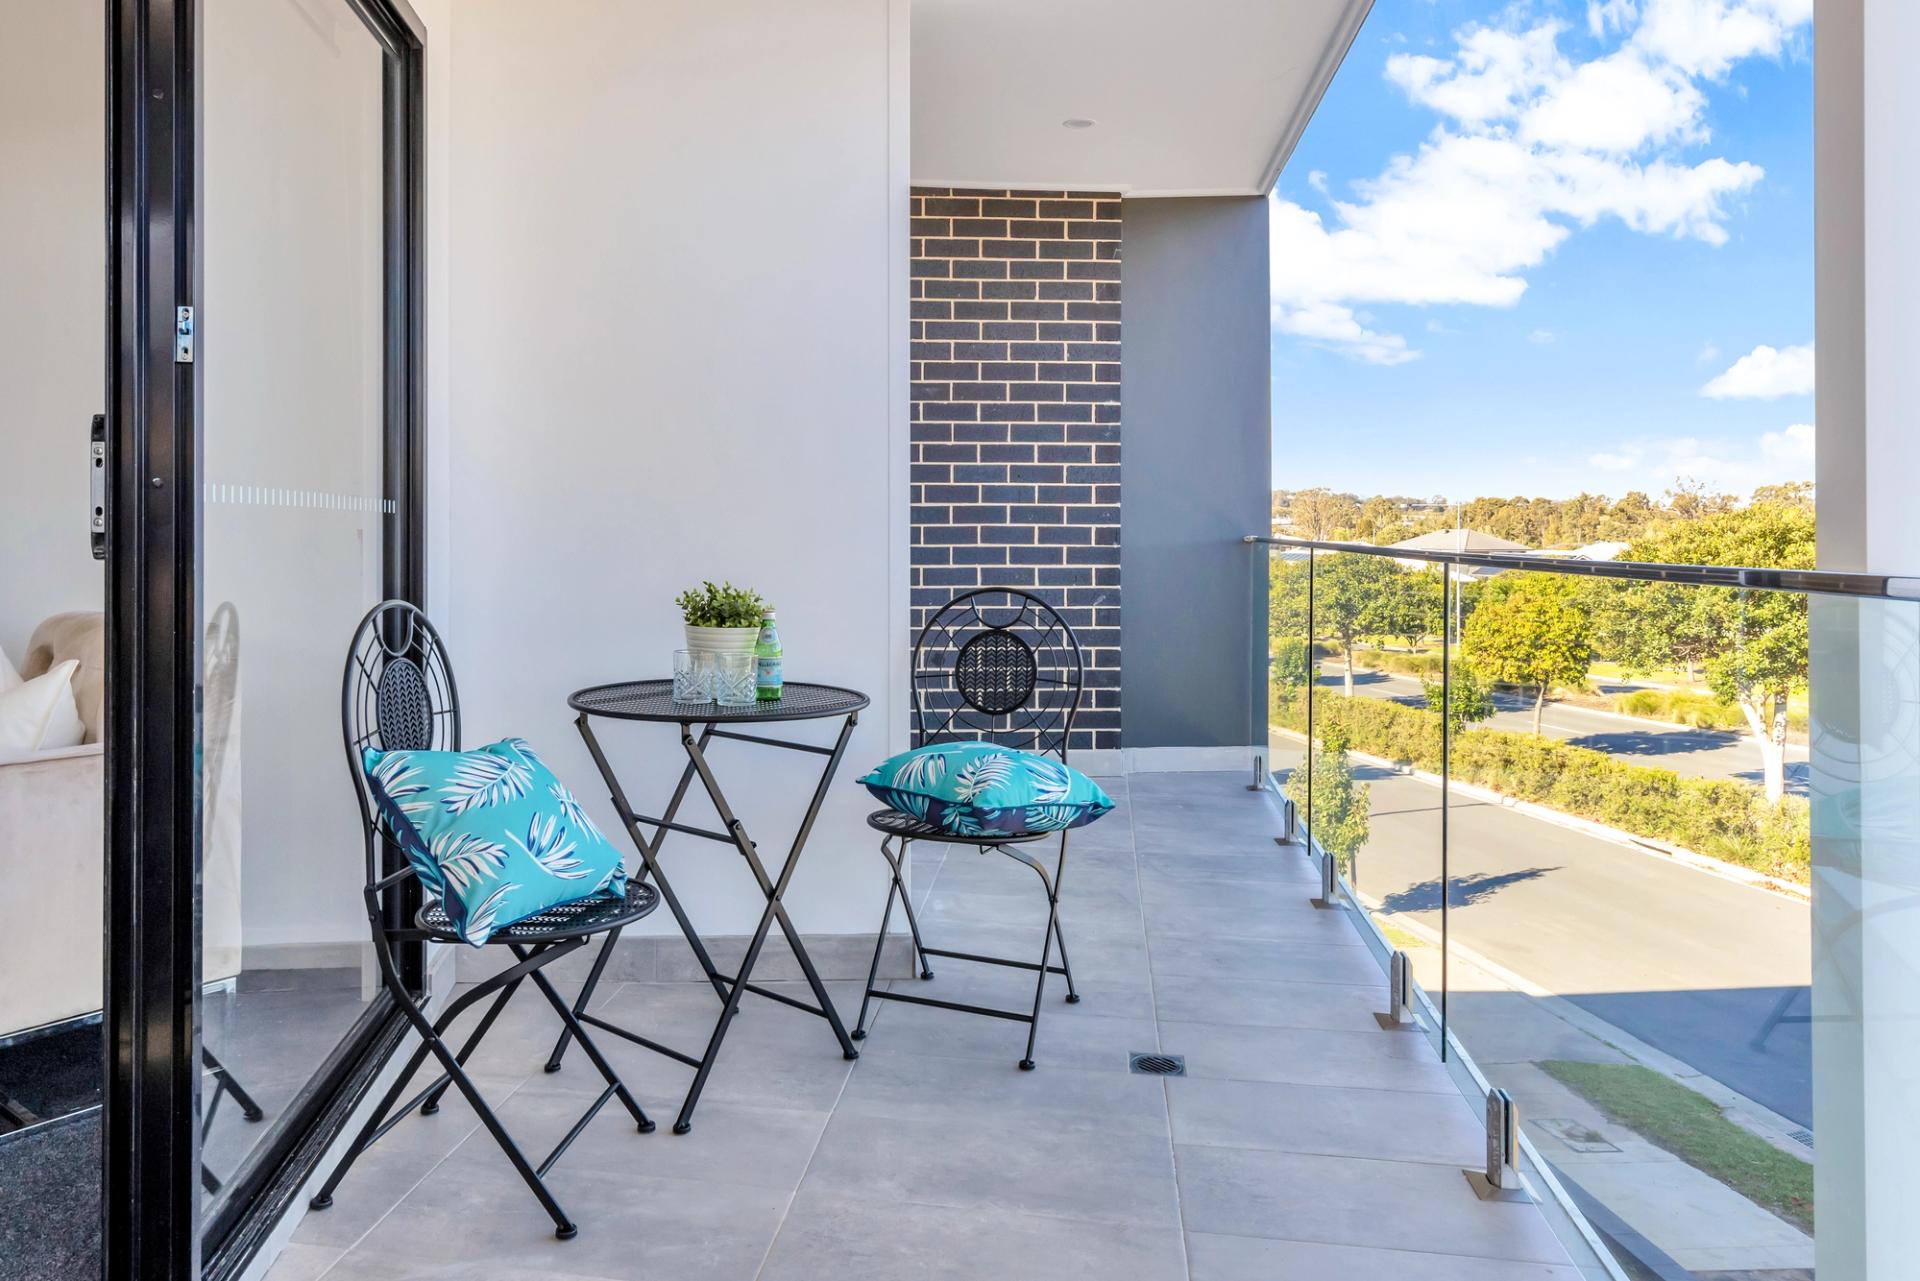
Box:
549;679;869;1134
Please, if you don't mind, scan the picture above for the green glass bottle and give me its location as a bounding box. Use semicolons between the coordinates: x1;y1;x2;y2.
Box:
755;609;783;701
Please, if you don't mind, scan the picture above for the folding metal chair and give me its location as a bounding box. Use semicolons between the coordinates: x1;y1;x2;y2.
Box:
308;600;661;1239
850;588;1087;1070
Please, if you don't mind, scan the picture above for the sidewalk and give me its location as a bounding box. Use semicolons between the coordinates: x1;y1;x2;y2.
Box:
1384;912;1814;1277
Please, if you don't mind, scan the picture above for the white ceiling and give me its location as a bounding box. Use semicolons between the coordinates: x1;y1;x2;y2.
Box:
911;0;1374;197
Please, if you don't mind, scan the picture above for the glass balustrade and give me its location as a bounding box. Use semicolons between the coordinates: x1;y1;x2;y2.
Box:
1255;534;1919;1280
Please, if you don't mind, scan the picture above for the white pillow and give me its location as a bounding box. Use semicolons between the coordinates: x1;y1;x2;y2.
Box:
0;659;85;754
0;641;19;693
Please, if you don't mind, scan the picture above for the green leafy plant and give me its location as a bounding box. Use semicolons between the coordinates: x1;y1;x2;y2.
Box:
675;581;767;628
1422;659;1495;739
1285;725;1371;875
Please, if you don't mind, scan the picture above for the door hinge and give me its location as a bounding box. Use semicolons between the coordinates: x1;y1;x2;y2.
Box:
174;306;194;363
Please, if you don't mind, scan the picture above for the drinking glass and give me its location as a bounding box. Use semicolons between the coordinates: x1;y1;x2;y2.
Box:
672;649;708;703
712;652;757;706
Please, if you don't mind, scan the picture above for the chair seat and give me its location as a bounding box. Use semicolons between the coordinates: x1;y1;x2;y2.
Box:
416;880;660;945
865;808;1050;846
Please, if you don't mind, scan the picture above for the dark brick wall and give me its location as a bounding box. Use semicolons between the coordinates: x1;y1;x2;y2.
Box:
910;188;1121;751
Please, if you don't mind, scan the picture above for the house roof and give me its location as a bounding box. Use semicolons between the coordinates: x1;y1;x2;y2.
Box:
1390;530;1533;554
911;0;1375;196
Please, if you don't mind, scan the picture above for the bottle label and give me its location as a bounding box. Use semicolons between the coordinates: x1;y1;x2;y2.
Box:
756;656;783;693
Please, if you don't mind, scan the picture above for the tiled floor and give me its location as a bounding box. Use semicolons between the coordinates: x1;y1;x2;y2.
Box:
267;772;1581;1281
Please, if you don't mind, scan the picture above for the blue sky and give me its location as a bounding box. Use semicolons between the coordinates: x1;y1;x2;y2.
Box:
1271;0;1814;501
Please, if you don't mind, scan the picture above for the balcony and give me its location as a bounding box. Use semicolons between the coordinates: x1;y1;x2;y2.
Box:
266;766;1581;1281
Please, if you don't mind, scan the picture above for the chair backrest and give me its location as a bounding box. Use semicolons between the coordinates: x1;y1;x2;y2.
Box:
341;600;460;888
911;588;1085;761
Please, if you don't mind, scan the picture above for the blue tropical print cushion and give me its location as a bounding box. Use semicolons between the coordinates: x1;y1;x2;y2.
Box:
858;742;1113;837
362;737;626;946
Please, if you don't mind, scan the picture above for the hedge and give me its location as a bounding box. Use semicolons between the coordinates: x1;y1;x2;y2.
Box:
1273;691;1810;883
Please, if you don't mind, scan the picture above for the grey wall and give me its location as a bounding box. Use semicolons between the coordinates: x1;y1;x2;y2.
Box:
1120;196;1269;749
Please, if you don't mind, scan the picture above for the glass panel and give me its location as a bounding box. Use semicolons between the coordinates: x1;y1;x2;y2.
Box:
0;0;108;1271
1445;566;1821;1275
1265;545;1309;803
198;0;390;1219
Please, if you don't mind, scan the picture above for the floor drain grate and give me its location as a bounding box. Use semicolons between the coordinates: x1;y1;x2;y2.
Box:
1787;1128;1814;1148
1129;1052;1185;1077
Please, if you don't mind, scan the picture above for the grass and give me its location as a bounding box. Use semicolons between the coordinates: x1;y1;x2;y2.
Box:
1377;921;1429;951
1539;1060;1813;1234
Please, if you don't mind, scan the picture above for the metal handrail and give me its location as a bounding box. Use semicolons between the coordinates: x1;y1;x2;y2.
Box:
1245;534;1920;600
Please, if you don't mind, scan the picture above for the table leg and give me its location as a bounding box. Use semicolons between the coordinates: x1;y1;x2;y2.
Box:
679;716;861;1061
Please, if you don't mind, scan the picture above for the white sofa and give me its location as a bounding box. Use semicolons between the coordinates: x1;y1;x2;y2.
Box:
0;611;242;1039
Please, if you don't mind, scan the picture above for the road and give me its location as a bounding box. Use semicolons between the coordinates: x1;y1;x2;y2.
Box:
1307;759;1814;1128
1324;667;1810;795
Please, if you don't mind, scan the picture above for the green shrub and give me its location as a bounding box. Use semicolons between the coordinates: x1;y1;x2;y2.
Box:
1271;690;1809;882
1347;647;1446;679
1611;687;1808;734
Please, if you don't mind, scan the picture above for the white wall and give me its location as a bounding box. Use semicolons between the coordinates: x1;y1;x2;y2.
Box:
1810;2;1920;1276
0;0;104;663
445;0;912;935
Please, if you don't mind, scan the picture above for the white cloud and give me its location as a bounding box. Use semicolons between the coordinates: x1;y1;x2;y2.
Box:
1586;422;1815;492
1275;1;1805;364
1700;342;1814;397
1529;329;1557;344
1696;341;1721;364
1632;0;1811;80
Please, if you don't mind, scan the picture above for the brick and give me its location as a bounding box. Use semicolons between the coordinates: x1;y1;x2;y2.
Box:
1067;220;1117;241
923;484;979;503
911;217;951;237
952;505;1008;524
979;402;1037;422
922;361;979;381
981;484;1037;502
953;300;1009;321
981;361;1036;381
952;218;1009;237
979;443;1035;462
1039;240;1095;260
980;239;1038;259
952;546;1010;565
1068;301;1121;322
1036;322;1094;341
920;402;979;421
981;321;1037;341
1010;219;1066;239
926;238;980;258
1038;362;1093;382
981;197;1037;217
911;300;952;320
922;320;979;339
1038;280;1095;302
1067;342;1120;362
952;422;1011;443
952;381;1008;401
980;526;1037;545
923;195;982;216
911;383;950;402
953;341;1007;360
1068;260;1121;281
1010;342;1063;361
912;341;952;361
1037;444;1093;463
924;279;980;300
1010;300;1065;321
1038;199;1095;219
920;443;977;462
953;259;1010;280
1010;259;1065;279
980;280;1038;301
1011;505;1065;525
1007;383;1065;402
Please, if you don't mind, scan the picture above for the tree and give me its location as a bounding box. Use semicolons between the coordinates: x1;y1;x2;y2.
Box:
1284;724;1371;875
1462;574;1593;734
1597;503;1814;801
1423;660;1495;739
1313;553;1401;695
1379;567;1444;652
1289;488;1361;541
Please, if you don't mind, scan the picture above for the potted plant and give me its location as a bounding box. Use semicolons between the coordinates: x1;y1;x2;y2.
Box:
677;580;767;660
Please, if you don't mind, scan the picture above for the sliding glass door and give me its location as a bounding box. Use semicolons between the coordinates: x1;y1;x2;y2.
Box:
90;1;426;1277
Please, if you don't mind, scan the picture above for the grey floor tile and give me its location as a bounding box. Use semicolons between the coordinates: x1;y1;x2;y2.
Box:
1166;1076;1485;1166
326;1158;788;1280
292;1068;528;1249
440;1082;831;1191
853;988;1158;1073
1146;931;1377;985
798;1108;1181;1229
759;1188;1187;1281
1175;1144;1574;1264
1186;1232;1587;1281
834;1047;1171;1139
1152;973;1385;1032
259;1242;344;1281
1158;1019;1459;1093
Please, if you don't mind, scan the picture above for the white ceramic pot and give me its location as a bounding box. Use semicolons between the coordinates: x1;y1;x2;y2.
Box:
684;624;760;658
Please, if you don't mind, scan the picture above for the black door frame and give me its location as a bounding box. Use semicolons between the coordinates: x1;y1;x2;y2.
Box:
103;1;427;1277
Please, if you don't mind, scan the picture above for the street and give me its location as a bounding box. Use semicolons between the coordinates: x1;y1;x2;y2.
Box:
1295;757;1814;1128
1325;667;1811;795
